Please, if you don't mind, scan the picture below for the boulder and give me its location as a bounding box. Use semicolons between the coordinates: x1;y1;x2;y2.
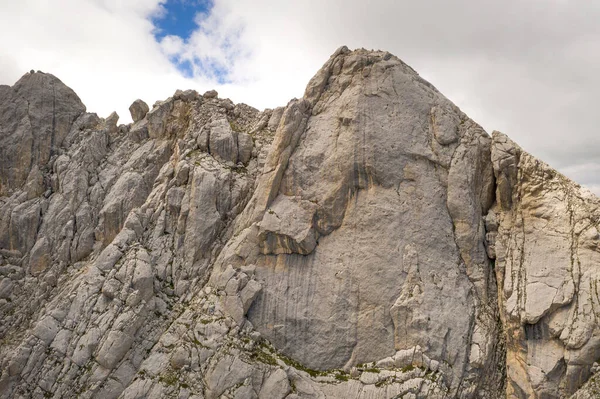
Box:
203;89;218;99
129;99;149;123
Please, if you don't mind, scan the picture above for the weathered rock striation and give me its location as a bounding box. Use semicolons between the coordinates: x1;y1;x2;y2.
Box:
0;47;598;399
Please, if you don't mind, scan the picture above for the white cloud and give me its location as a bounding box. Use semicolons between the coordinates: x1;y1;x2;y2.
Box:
2;0;600;194
159;35;185;57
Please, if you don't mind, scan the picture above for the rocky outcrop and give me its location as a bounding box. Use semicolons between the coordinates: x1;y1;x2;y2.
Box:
0;71;85;197
488;132;600;398
0;47;598;399
0;73;266;398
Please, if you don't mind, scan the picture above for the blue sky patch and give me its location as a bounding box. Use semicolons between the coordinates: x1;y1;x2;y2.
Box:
153;0;235;83
153;0;213;41
176;59;195;78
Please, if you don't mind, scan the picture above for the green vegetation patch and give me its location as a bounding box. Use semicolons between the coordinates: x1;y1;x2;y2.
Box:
159;370;179;386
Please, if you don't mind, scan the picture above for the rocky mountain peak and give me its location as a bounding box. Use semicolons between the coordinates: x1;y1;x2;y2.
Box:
0;70;85;197
0;47;599;399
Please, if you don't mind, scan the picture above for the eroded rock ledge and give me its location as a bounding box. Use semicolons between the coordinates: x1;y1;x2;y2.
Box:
0;48;598;399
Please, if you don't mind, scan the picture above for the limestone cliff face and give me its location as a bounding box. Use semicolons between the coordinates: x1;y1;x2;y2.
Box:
0;48;596;399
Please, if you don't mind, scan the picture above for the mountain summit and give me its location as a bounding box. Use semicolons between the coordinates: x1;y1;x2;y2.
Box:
1;47;599;399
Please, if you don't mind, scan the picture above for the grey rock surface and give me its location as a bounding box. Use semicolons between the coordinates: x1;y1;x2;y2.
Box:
0;49;597;399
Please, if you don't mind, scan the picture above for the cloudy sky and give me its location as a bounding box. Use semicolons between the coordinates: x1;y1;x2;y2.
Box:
2;0;600;193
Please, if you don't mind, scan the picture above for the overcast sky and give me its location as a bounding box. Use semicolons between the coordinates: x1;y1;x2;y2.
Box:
2;0;600;193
